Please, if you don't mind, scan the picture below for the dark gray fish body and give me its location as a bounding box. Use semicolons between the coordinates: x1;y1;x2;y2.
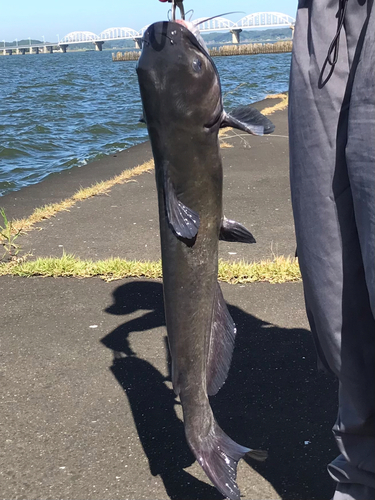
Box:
137;20;272;500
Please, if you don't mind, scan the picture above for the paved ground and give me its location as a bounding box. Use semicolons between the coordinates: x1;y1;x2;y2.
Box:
0;99;338;500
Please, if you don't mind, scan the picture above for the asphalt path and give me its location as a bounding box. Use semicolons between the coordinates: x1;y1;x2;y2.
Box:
0;277;337;500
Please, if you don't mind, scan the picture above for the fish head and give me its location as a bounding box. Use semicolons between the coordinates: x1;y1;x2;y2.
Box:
137;21;222;133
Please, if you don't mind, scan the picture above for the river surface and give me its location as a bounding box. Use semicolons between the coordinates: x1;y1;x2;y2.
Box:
0;50;291;196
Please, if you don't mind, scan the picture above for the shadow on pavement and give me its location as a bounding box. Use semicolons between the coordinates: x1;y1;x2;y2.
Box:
102;281;165;356
101;280;337;500
102;281;223;499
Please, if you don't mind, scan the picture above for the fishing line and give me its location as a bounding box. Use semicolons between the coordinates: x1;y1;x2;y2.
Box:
193;12;245;27
223;133;289;139
223;83;247;104
224;128;252;148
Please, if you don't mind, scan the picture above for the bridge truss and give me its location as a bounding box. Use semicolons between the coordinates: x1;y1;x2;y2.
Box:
58;12;295;46
236;12;296;29
60;31;99;44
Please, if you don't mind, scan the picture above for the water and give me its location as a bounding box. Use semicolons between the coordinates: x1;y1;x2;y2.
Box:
0;50;291;196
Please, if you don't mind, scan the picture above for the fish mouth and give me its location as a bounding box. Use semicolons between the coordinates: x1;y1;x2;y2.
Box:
141;21;210;59
138;20;223;130
140;21;220;90
141;22;173;52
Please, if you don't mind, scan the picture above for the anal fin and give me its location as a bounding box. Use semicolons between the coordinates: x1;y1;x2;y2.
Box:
207;283;236;396
220;216;256;243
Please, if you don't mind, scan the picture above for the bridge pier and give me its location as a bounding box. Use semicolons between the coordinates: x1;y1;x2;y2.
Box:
59;44;68;53
230;28;242;44
44;45;53;54
134;36;143;49
94;41;104;51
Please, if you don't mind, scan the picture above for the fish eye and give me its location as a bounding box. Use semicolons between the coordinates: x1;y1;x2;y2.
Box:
192;58;202;73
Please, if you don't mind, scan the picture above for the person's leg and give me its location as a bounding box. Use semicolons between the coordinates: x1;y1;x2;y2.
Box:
346;0;375;316
289;1;375;498
289;0;353;377
329;4;375;499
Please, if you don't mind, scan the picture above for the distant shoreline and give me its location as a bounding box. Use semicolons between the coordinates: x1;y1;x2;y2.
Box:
112;40;293;62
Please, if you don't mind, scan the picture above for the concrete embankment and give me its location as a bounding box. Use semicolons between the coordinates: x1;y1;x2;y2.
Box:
0;96;294;263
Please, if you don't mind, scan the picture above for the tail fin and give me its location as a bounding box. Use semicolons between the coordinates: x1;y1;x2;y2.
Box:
186;418;264;500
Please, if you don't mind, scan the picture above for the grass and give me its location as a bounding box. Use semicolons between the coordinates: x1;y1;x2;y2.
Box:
220;141;234;148
218;256;300;284
262;93;288;115
0;254;300;284
0;207;22;259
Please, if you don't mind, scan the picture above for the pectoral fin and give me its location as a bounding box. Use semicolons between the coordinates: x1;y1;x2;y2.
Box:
221;105;275;136
164;171;200;240
207;283;237;396
220;217;256;244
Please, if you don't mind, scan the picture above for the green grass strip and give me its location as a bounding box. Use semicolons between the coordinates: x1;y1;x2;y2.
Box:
0;254;300;284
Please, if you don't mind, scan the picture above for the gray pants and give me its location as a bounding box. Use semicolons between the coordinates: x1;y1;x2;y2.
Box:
289;1;375;499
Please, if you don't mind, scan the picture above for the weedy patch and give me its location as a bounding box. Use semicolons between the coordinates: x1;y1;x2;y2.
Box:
218;256;300;284
0;208;22;260
262;93;288;115
220;141;234;148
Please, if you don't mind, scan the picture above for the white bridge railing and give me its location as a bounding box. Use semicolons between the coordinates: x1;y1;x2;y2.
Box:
59;12;295;45
59;31;100;44
236;12;296;29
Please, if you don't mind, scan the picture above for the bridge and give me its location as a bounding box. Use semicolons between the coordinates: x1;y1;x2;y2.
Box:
2;12;295;55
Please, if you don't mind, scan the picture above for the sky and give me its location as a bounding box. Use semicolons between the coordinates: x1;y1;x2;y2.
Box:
0;0;298;43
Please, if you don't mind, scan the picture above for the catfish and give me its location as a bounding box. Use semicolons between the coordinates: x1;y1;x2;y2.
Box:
137;19;273;500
